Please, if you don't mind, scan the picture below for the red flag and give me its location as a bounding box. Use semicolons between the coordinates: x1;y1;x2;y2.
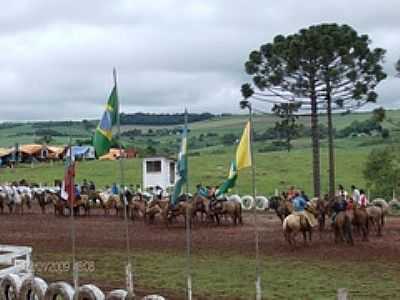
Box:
64;160;75;205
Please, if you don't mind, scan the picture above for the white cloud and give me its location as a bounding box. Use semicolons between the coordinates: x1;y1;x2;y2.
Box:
0;0;399;120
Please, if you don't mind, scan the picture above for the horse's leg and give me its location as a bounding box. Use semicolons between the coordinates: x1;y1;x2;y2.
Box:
377;219;382;236
362;224;368;241
302;230;307;245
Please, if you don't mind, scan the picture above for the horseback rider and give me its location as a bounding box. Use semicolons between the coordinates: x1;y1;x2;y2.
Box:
292;191;317;227
89;180;96;192
155;185;164;200
74;184;81;200
111;183;119;195
331;196;347;223
359;189;369;208
300;190;309;202
196;184;209;198
351;185;360;204
336;184;348;201
287;186;296;201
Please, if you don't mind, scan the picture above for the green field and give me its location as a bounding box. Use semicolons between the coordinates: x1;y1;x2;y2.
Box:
34;249;400;299
0;143;387;197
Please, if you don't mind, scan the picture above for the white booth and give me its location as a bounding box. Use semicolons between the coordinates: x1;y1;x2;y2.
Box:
142;156;178;191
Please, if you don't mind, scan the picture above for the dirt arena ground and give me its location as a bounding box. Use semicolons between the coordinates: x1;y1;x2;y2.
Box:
1;205;400;298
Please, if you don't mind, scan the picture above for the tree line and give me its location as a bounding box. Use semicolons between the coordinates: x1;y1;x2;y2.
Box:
120;112;214;125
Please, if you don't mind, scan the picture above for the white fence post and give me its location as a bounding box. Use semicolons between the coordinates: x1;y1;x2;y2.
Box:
337;288;348;300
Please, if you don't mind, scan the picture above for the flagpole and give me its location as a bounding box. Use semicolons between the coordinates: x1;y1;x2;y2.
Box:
114;68;134;298
184;109;192;300
240;100;261;300
68;121;78;290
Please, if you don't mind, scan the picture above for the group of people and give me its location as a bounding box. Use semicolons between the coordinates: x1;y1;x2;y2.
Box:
332;184;369;218
282;184;369;227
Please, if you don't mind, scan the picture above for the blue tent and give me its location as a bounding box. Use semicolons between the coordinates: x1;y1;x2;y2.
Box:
66;146;95;160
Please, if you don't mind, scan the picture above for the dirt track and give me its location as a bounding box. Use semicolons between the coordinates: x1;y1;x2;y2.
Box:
2;205;400;260
1;205;400;298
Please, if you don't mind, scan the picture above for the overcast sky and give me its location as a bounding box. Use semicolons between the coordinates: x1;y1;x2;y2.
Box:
0;0;399;121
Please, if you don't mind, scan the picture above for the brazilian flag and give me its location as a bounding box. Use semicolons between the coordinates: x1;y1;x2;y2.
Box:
93;86;118;157
216;160;237;197
171;111;188;205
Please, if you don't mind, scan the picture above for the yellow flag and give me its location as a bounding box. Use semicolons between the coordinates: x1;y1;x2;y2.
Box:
236;121;252;170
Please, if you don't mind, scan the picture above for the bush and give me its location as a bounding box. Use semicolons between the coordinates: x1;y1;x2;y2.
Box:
363;146;400;199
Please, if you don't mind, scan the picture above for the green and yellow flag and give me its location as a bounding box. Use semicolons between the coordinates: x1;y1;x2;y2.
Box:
236;121;252;170
216;160;237;196
171;110;188;205
93;86;118;157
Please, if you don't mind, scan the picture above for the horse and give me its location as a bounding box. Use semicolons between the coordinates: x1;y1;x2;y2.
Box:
99;191;122;216
190;193;216;223
269;195;293;223
128;193;148;220
371;198;389;226
0;190;8;214
326;201;354;245
33;189;51;214
366;205;383;236
48;193;68;216
351;205;369;241
312;195;331;234
8;187;26;215
211;197;243;225
282;202;318;246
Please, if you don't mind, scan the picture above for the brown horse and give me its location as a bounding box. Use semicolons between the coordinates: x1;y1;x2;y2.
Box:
326;200;354;245
191;194;215;223
212;199;243;225
269;196;293;223
351;205;369;241
19;192;32;215
49;193;68;216
325;198;354;245
128;195;148;220
366;205;384;236
33;190;51;214
99;192;122;216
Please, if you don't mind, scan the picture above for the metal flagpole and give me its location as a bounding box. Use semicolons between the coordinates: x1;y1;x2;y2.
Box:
240;100;261;300
68;121;78;290
250;106;261;300
184;109;192;300
114;68;134;298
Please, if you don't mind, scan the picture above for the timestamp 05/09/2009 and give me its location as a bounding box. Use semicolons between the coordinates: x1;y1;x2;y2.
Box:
33;261;95;273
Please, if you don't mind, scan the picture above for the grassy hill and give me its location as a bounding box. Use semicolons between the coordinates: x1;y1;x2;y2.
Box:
1;109;399;197
1;110;399;147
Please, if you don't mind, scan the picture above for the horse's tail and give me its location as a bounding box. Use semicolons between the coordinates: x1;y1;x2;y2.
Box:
283;217;289;232
344;214;353;245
